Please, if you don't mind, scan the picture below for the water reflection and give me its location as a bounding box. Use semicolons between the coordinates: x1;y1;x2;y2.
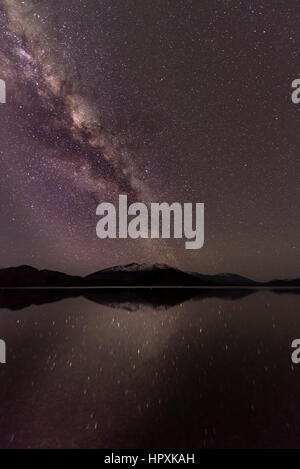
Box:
0;287;262;311
0;290;299;448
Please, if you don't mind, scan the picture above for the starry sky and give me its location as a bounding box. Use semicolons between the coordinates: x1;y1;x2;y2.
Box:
0;0;300;280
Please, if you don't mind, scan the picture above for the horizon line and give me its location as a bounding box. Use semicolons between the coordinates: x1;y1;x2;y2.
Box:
1;286;300;290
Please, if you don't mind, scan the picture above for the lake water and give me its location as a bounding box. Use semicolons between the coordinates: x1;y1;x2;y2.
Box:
0;289;299;448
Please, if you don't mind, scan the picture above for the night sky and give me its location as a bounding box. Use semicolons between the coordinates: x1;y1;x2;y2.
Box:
1;0;300;280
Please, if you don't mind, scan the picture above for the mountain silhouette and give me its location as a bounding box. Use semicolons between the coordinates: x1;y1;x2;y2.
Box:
0;263;299;311
0;265;82;287
0;263;299;287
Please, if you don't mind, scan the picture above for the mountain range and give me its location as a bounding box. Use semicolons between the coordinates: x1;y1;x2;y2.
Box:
0;263;299;287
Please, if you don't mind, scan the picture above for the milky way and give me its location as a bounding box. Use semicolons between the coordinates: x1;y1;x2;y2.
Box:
2;0;143;201
0;0;176;272
1;0;300;279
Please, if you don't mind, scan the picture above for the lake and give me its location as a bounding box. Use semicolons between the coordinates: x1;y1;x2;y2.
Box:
0;289;299;448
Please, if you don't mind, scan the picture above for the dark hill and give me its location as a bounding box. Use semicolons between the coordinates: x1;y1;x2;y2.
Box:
0;263;299;287
0;266;82;287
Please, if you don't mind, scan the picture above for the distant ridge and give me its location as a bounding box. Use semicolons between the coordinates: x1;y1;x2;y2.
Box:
0;263;299;287
0;266;82;287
